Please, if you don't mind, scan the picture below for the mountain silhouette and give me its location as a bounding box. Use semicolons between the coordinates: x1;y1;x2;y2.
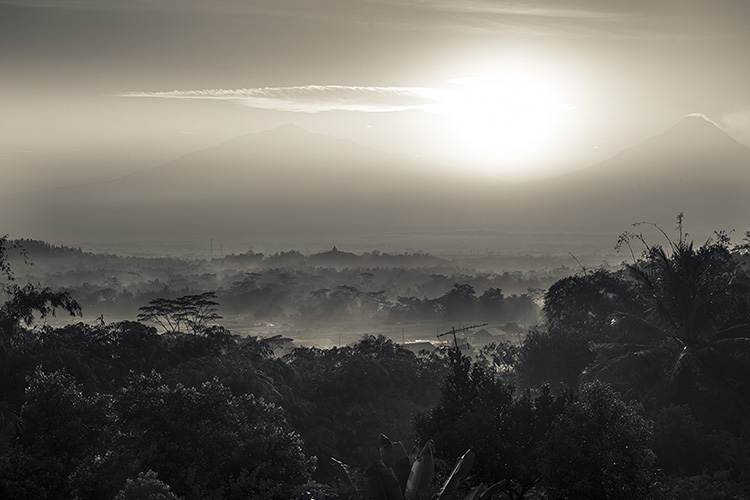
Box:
508;114;750;232
1;116;748;245
1;125;502;242
584;114;750;185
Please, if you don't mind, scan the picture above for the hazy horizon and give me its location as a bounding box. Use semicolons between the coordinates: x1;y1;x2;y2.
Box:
3;5;750;496
2;0;749;254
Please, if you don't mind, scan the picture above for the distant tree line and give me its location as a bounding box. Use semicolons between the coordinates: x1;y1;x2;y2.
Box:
6;240;561;326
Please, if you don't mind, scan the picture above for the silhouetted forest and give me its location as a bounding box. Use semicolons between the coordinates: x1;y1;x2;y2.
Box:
1;224;750;499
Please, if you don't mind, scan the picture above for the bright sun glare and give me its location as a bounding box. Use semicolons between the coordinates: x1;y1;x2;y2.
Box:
441;70;575;179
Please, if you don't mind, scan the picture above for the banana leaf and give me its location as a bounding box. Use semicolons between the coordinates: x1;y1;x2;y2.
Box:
392;441;411;494
463;484;487;500
408;445;418;466
476;481;507;499
405;440;434;500
352;468;368;499
434;449;475;500
364;459;405;500
379;433;395;469
331;457;363;499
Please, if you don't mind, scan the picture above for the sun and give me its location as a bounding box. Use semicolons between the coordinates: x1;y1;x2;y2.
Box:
440;71;575;179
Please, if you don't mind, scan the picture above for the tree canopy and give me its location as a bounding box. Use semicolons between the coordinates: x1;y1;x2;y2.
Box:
137;292;222;334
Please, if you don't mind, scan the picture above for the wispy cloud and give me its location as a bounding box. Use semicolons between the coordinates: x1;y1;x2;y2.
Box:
121;82;578;117
6;0;724;41
721;109;750;147
0;0;625;34
0;0;616;17
686;113;719;127
427;0;616;19
5;0;744;38
120;85;447;113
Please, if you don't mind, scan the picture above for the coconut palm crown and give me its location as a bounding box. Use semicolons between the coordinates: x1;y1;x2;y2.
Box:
585;218;750;436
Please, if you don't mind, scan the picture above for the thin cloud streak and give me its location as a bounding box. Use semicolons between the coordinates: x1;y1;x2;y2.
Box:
0;0;639;36
0;0;616;18
4;0;734;40
120;85;448;113
120;84;577;115
427;0;617;19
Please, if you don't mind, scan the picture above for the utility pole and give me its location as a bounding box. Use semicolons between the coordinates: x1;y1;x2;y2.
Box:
437;323;488;349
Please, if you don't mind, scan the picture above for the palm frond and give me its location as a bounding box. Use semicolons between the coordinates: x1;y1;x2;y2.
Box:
706;338;750;361
584;345;675;399
613;312;679;346
712;324;750;342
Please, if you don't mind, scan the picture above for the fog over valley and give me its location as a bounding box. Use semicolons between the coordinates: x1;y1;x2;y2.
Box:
2;115;748;254
2;1;750;499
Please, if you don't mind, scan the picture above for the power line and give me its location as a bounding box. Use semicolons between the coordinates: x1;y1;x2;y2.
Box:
437;323;488;349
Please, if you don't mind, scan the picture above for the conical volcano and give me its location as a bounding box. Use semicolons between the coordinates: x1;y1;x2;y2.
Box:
510;115;750;232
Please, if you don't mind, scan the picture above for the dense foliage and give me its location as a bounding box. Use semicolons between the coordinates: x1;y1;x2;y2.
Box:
2;223;750;499
540;381;659;500
415;348;570;499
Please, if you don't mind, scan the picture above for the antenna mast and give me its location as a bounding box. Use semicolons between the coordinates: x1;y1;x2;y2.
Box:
437;323;488;349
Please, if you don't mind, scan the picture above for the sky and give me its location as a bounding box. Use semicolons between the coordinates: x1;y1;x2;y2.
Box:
2;0;750;187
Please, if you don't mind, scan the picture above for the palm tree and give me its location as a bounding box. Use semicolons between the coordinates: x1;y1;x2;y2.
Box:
585;223;750;436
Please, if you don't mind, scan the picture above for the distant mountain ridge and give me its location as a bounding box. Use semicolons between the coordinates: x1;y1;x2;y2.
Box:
586;115;750;180
94;123;485;200
516;115;750;231
2;124;502;240
2;116;748;244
